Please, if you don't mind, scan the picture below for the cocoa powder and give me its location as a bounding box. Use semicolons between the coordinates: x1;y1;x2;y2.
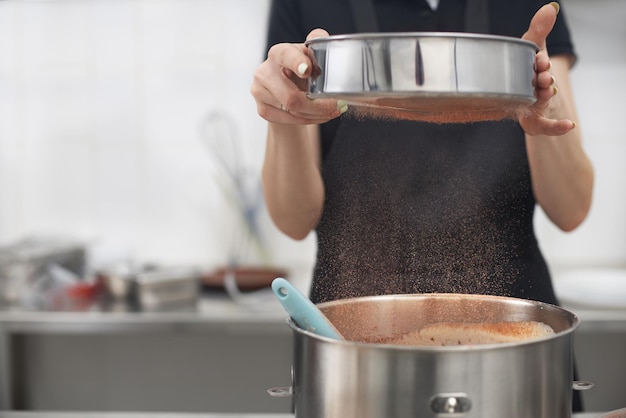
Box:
346;96;533;123
366;321;555;346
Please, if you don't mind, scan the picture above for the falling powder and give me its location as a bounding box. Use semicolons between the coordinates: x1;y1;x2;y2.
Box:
345;95;534;124
310;102;537;304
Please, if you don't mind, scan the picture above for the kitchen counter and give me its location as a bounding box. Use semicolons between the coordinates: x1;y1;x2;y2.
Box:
0;289;292;411
0;414;288;418
1;289;625;413
0;288;289;335
0;412;608;418
1;291;626;334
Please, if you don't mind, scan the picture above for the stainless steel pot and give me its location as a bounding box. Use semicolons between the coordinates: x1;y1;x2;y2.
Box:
306;33;538;122
273;293;581;418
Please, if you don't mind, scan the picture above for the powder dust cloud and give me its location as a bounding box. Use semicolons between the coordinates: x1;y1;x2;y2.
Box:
310;107;536;305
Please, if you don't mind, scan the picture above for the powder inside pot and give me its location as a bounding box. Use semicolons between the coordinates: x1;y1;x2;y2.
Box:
369;321;554;346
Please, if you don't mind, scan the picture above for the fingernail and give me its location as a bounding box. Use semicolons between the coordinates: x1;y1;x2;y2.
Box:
550;2;560;14
550;75;556;85
553;86;559;95
337;100;348;114
571;120;577;129
297;63;308;76
548;60;553;70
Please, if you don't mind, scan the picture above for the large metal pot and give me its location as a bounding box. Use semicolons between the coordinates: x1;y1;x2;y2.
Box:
306;33;538;122
278;293;580;418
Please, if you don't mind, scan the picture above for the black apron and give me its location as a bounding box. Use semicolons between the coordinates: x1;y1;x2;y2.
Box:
348;0;491;33
311;0;556;307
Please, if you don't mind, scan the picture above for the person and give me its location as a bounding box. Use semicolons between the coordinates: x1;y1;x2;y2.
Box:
252;0;593;303
252;2;592;409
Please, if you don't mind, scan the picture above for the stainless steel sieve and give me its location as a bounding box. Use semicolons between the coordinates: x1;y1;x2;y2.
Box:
306;32;539;122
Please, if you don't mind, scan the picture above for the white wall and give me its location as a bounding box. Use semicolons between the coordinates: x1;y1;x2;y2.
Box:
0;0;316;273
535;0;626;272
0;0;624;277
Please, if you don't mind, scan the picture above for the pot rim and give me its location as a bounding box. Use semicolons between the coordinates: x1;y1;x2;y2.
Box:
305;31;539;51
288;293;580;352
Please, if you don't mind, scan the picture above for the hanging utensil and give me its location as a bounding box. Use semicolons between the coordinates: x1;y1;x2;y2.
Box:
198;110;269;266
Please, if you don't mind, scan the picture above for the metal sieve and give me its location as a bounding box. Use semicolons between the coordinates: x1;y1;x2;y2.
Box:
306;32;539;123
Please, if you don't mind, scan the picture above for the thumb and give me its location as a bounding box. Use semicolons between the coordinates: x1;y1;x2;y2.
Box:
304;29;330;79
522;2;559;50
306;28;330;41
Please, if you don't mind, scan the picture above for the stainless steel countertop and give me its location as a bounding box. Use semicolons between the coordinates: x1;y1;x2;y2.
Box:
0;289;290;335
0;414;283;418
1;291;626;334
1;265;626;336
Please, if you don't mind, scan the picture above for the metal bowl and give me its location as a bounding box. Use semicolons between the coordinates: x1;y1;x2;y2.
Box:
306;32;538;122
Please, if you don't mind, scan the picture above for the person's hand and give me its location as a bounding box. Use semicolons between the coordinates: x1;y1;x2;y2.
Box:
519;2;576;136
250;29;348;125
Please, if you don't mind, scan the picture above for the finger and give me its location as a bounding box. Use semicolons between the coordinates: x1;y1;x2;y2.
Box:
261;67;343;116
306;28;330;42
521;115;575;137
536;70;555;90
519;103;572;135
253;49;346;122
259;103;341;126
268;43;312;79
292;99;347;119
280;97;347;122
266;29;330;81
254;81;345;124
257;84;341;119
534;84;555;103
534;50;551;73
530;80;556;111
522;2;559;51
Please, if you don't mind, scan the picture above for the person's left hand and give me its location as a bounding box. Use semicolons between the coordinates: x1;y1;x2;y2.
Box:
519;2;576;136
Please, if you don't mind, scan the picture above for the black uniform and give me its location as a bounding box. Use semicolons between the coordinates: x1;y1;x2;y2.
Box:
264;0;575;305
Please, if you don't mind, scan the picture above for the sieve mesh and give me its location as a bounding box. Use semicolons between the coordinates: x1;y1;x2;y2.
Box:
343;95;535;123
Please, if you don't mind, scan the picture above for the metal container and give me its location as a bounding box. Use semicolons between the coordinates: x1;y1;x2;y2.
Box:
0;238;86;305
134;267;200;310
282;293;579;418
97;263;136;301
306;33;538;122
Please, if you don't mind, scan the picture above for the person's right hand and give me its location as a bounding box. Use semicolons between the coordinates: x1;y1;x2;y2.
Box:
250;29;348;125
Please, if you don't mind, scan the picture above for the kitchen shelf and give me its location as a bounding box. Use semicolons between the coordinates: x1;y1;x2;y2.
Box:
0;290;289;335
1;293;625;335
0;411;606;417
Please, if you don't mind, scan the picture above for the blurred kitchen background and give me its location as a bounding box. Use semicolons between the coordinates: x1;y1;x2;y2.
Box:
0;0;624;414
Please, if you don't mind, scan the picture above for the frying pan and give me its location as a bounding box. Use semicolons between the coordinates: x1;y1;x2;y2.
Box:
306;32;538;123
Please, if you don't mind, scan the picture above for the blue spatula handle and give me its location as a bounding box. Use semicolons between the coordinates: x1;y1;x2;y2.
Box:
271;278;342;339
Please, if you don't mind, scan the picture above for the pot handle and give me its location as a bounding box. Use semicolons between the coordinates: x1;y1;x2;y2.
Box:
430;393;472;415
573;380;595;391
267;387;293;398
